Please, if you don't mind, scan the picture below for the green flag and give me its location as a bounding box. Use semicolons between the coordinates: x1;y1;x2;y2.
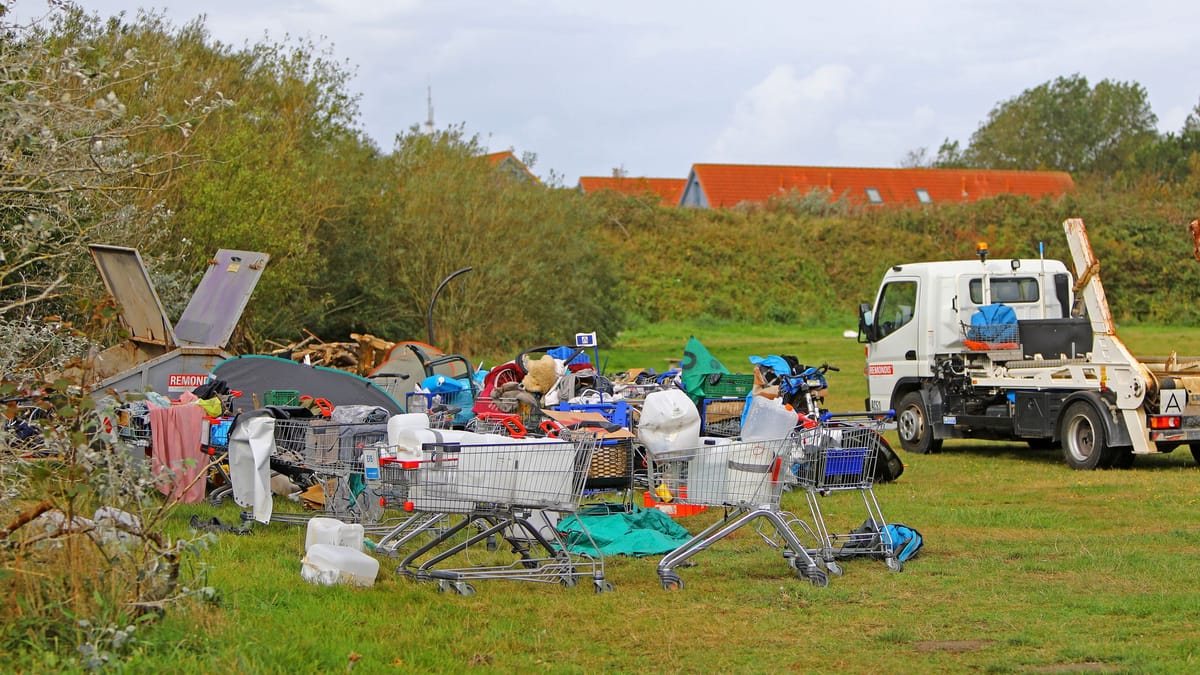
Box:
680;336;729;402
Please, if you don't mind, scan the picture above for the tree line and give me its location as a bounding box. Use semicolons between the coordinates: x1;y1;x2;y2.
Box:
1;2;1198;377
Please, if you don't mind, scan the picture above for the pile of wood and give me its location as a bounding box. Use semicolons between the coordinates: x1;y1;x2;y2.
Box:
266;331;395;376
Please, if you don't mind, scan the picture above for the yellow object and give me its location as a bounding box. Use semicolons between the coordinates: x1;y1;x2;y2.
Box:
655;483;673;503
198;397;223;416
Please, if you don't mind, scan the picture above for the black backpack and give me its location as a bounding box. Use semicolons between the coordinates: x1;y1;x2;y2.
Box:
872;433;905;483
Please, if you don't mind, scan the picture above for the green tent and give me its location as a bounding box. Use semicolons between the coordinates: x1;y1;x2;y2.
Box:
679;336;730;403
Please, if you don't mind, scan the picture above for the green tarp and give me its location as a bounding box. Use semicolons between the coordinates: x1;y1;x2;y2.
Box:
558;504;694;557
679;336;730;404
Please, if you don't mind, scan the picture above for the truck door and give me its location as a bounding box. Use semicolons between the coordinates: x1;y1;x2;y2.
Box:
865;277;920;411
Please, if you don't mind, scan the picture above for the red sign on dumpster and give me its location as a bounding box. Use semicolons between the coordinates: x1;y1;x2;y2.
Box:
168;373;210;392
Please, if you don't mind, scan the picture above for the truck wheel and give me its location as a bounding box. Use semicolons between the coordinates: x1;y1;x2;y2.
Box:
896;392;942;454
1059;402;1111;470
1190;444;1200;466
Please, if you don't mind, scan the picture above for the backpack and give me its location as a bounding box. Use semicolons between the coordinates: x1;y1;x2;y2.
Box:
836;518;923;563
884;523;923;562
872;434;905;484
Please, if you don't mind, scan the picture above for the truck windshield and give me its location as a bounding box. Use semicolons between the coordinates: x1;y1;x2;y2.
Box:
876;280;916;339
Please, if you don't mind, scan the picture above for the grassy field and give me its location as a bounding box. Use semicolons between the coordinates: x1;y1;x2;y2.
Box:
19;323;1200;673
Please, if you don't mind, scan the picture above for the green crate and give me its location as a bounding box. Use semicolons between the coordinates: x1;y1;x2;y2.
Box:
705;373;754;398
263;389;300;406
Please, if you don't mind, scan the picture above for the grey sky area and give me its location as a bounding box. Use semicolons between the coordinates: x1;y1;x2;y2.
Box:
14;1;1200;184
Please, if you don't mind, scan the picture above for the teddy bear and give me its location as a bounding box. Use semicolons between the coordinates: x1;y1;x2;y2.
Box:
521;354;560;395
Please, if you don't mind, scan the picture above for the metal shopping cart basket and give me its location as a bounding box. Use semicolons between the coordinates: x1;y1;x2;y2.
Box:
395;434;613;596
651;437;829;590
788;412;902;574
258;417;391;526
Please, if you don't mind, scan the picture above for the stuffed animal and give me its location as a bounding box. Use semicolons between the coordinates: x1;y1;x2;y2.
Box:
521;354;559;394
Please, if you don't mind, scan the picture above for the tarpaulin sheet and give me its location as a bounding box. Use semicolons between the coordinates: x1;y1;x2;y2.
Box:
558;504;694;557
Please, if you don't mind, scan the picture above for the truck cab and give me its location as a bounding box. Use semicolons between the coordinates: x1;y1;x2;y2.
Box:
862;256;1076;416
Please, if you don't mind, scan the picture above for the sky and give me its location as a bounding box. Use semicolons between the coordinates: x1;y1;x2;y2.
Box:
11;1;1200;186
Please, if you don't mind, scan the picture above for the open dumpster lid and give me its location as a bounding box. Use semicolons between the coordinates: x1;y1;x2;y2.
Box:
88;244;176;347
87;245;269;351
173;249;269;348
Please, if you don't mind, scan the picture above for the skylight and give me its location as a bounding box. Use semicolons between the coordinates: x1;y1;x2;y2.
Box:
865;187;883;204
915;188;932;204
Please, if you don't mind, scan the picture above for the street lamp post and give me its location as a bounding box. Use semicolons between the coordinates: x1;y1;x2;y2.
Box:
426;267;473;346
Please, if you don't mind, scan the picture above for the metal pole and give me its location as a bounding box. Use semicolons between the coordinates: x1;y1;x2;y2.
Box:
426;267;473;346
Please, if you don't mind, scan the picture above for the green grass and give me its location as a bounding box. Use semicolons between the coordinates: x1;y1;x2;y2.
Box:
15;322;1200;672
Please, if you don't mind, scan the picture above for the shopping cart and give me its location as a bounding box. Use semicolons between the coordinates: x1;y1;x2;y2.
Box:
395;434;612;596
652;437;829;590
261;417;390;526
203;416;235;506
787;412;901;574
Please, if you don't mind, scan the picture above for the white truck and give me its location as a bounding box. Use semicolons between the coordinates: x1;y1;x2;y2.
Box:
857;218;1200;470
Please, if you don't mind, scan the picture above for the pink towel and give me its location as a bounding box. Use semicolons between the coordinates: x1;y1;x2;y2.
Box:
148;404;207;504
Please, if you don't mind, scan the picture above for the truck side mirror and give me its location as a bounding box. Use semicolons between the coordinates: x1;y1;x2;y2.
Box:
857;303;876;343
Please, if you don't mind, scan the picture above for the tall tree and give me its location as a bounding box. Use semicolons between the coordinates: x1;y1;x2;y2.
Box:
0;3;226;366
952;74;1157;175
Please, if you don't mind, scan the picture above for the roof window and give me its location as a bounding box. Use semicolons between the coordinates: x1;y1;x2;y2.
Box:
915;188;932;204
865;187;883;204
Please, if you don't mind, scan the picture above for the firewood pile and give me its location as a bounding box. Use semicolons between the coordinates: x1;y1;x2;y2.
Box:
266;331;395;376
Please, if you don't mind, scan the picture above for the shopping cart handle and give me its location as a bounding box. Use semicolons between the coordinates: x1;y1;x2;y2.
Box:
819;410;895;423
540;420;564;438
299;395;335;417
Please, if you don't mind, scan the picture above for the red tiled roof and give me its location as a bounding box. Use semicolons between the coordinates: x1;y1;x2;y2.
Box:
578;176;687;206
481;151;539;183
688;164;1075;208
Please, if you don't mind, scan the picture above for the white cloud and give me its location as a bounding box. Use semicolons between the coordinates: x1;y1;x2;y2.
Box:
709;64;856;164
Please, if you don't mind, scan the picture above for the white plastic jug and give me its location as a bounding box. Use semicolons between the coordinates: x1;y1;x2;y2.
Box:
387;413;430;459
301;543;379;587
305;517;365;552
740;395;798;441
638;389;701;460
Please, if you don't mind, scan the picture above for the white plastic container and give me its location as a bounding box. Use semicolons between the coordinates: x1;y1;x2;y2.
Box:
301;543;379;587
305;517;365;552
740;395;798;441
638;389;701;460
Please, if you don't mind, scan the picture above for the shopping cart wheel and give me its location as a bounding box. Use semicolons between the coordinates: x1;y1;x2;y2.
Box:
659;573;684;591
825;560;843;577
593;580;615;594
886;557;904;573
805;568;829;587
438;580;476;596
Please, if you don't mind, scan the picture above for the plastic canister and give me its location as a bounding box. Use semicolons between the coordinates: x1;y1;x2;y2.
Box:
740;395;799;441
301;543;379;587
305;517;365;552
638;389;701;461
387;413;430;459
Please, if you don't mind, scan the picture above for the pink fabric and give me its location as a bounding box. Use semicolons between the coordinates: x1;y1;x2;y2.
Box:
148;404;207;504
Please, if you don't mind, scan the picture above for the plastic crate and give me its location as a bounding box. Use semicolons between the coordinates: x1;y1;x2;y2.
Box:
705;373;754;398
556;401;632;429
642;491;707;518
700;397;745;437
264;389;300;406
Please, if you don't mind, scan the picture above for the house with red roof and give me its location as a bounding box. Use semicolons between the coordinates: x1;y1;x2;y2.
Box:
482;151;539;184
680;164;1074;208
577;176;688;206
